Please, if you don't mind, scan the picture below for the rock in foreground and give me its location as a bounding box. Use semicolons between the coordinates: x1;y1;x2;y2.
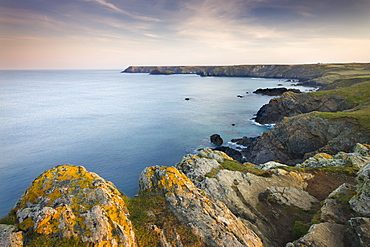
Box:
14;165;137;247
139;166;263;247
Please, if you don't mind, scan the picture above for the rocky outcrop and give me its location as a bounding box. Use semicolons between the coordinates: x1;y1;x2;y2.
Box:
253;88;301;96
254;91;350;124
246;112;370;164
14;164;137;246
210;134;223;146
139;165;263;247
0;225;23;247
287;154;370;247
175;150;314;246
263;187;318;211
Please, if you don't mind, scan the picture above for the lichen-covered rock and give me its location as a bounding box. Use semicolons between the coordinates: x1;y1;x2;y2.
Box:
287;222;348;247
175;153;221;183
14;164;137;246
175;152;313;245
299;153;346;167
350;163;370;216
264;187;318;211
298;149;370;168
139;166;263;247
320;183;356;223
354;143;370;156
0;225;23;247
197;148;234;162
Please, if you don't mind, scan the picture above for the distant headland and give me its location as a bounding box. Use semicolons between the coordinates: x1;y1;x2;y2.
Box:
122;63;370;88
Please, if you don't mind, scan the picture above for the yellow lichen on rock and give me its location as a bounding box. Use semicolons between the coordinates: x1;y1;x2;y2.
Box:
14;164;137;246
314;153;334;159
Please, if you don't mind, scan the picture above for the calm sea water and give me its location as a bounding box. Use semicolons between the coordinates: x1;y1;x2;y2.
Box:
0;70;314;216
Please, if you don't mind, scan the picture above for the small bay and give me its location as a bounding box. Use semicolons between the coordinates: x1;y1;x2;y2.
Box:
0;70;314;216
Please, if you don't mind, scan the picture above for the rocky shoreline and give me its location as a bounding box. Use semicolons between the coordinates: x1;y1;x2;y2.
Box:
1;145;369;246
1;63;370;246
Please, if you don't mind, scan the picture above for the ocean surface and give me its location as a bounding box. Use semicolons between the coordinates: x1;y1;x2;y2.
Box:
0;70;314;217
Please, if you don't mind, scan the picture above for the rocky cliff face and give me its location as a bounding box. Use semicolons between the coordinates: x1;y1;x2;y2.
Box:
139;165;263;247
246;112;370;165
13;164;137;246
254;91;351;124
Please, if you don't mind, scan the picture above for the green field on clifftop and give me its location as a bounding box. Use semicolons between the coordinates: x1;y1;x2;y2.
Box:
312;80;370;130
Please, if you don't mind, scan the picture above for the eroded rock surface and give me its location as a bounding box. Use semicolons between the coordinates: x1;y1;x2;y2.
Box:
14;164;137;247
264;187;318;211
139;166;263;247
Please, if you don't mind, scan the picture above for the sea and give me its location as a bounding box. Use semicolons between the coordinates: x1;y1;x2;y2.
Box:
0;70;315;217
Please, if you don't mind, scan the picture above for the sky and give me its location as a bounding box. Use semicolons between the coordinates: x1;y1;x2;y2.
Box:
1;0;370;69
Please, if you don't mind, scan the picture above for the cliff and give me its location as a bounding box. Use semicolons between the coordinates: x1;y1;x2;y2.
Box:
2;147;370;246
123;63;370;87
239;80;370;165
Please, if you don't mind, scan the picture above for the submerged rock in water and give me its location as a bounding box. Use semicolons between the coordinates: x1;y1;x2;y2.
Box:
14;164;137;247
210;134;223;146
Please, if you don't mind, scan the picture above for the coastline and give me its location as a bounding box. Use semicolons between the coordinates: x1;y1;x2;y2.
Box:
1;63;370;246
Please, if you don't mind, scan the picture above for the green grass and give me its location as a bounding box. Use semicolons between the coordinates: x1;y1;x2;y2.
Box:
309;81;370;130
0;209;17;225
206;160;272;178
24;234;86;247
270;165;359;175
312;81;370;105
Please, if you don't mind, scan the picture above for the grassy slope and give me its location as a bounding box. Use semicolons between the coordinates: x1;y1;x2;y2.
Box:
311;80;370;130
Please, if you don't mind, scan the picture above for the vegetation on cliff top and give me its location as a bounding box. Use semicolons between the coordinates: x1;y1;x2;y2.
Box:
312;80;370;130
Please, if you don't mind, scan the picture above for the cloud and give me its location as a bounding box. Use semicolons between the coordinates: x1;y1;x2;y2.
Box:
83;0;161;22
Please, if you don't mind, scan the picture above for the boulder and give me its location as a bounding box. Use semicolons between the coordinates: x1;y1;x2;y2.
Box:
287;222;348;247
139;166;263;247
0;225;23;247
263;187;318;211
320;183;356;224
14;165;137;247
258;161;287;171
210;134;223;146
197;148;234;163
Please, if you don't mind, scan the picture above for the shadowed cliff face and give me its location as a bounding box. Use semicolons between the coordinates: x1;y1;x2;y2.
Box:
255;92;351;125
246;113;370;165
